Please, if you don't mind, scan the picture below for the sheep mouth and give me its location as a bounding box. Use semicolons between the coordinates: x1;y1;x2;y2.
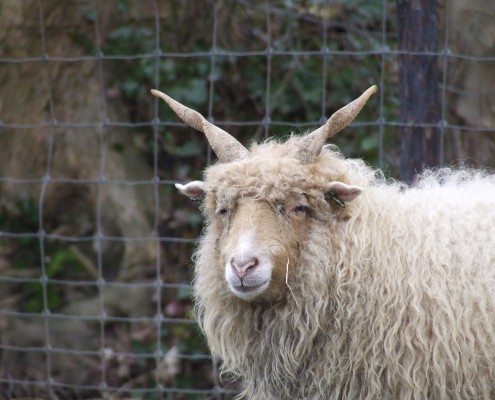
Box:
234;281;267;292
231;280;269;297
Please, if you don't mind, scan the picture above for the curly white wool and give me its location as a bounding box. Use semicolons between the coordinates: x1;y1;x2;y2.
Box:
192;141;495;399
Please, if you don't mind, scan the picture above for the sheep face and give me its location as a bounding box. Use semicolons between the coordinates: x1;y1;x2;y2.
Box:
216;193;309;301
177;154;363;302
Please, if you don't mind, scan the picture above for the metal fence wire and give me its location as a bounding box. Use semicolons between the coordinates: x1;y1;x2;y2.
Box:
0;0;494;398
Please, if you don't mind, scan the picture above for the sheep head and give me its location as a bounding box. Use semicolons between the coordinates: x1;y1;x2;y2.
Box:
152;87;376;301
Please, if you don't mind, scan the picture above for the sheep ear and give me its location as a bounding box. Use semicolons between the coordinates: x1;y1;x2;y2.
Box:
325;182;363;207
175;181;207;200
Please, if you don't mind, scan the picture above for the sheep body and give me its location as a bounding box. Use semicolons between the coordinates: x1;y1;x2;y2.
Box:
192;138;495;399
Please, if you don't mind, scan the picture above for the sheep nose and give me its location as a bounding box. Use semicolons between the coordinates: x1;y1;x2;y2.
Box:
231;256;259;279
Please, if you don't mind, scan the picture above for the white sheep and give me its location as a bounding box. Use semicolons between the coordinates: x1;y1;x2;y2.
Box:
152;87;495;399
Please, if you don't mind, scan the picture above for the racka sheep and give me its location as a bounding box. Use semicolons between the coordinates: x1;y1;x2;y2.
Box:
152;87;495;399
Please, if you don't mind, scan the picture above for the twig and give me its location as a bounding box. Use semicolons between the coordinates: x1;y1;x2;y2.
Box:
70;245;99;279
285;257;299;308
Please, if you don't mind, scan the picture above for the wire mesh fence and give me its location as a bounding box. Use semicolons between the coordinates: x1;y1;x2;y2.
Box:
0;0;494;398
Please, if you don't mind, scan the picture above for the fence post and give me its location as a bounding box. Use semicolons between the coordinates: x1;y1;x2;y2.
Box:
396;0;441;183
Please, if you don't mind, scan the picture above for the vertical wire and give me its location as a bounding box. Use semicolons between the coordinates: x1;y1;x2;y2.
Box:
439;0;451;167
207;0;220;166
378;0;388;169
264;0;272;139
36;0;56;397
209;1;221;397
150;0;165;398
91;0;110;396
321;7;328;127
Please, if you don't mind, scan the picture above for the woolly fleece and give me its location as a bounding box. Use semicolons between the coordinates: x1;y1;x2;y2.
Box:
191;136;495;400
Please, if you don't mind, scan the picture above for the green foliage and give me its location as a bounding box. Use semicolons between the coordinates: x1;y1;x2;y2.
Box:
0;195;39;234
96;0;399;172
103;24;211;113
0;197;88;313
105;26;155;103
23;248;84;312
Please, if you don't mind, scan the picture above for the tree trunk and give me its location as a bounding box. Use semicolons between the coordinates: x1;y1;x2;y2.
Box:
397;0;441;183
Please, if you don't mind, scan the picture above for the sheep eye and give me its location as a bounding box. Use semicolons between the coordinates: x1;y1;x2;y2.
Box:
217;207;228;216
292;204;309;214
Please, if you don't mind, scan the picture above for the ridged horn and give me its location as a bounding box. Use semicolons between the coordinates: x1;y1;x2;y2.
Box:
151;89;250;163
296;85;378;164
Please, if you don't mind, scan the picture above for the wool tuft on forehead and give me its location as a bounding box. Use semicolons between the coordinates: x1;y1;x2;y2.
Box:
204;138;365;200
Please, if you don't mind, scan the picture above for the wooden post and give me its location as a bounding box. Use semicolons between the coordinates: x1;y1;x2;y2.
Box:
396;0;441;183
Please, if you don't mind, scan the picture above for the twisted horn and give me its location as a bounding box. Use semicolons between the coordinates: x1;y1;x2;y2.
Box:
151;89;250;163
296;85;378;164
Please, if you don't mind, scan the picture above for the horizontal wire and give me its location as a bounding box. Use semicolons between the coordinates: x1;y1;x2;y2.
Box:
1;120;494;132
0;343;211;361
1;48;495;63
0;309;196;324
0;377;238;395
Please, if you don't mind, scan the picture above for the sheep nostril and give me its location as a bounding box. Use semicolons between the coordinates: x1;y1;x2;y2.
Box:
231;257;259;279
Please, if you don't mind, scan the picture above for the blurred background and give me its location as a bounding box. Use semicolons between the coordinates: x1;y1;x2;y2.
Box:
0;0;494;398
